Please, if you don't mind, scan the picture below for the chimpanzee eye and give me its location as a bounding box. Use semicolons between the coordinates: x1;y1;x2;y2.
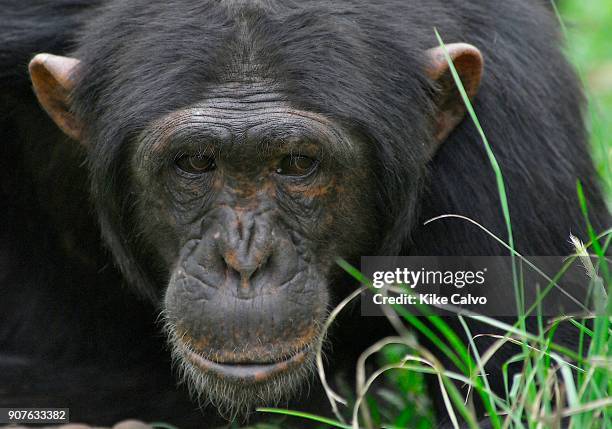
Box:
276;155;318;177
175;155;216;174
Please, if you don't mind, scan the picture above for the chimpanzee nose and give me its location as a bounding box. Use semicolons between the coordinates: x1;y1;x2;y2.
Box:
222;244;271;282
219;211;273;298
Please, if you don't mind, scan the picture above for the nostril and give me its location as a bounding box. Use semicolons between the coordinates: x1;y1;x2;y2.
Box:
230;253;270;300
222;247;271;282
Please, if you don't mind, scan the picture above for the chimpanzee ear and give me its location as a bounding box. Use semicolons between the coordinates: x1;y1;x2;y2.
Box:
29;53;83;142
425;43;483;146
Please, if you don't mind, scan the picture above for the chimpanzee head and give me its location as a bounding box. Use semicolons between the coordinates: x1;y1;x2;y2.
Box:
28;1;482;416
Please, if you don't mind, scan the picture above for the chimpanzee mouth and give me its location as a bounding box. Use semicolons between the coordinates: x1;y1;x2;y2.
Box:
161;314;322;416
182;347;309;383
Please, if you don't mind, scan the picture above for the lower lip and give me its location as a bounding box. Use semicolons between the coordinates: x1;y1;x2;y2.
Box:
184;348;308;383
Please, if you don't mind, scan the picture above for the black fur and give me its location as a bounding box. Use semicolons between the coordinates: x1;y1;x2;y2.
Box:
1;0;609;426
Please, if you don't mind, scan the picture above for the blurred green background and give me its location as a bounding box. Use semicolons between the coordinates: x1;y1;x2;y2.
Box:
558;0;612;201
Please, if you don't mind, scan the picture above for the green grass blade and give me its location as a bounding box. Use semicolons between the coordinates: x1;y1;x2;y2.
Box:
256;408;352;429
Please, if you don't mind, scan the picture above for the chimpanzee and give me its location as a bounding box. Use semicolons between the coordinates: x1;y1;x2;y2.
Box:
1;0;608;427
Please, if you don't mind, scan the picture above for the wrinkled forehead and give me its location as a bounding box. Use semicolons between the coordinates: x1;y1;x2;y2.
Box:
135;80;358;162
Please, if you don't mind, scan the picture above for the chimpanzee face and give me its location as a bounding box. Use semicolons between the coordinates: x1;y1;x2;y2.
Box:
28;32;481;415
128;80;380;411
